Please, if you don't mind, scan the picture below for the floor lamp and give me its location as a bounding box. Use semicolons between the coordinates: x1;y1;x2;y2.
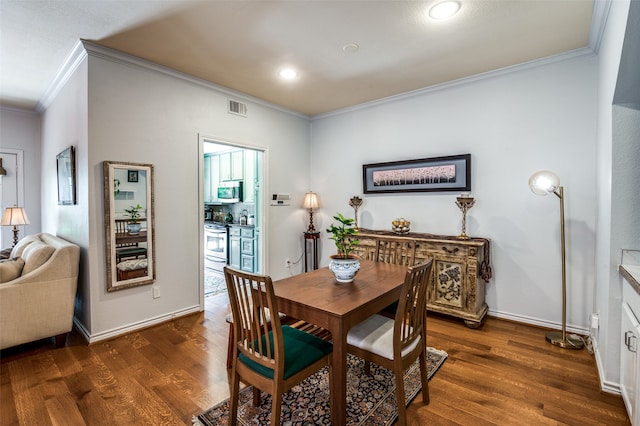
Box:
528;170;584;349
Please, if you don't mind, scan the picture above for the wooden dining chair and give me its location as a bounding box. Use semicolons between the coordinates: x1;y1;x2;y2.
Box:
224;266;333;426
375;238;417;316
346;259;433;426
375;238;416;266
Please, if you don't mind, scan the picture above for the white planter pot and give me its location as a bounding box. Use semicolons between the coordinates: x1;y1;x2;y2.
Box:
127;223;142;235
328;255;360;283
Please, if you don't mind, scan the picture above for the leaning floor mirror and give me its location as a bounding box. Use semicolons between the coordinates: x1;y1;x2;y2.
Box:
104;161;156;291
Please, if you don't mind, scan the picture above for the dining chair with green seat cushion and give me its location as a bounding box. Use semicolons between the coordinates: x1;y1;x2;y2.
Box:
374;238;417;317
346;259;433;426
225;266;333;426
238;324;333;380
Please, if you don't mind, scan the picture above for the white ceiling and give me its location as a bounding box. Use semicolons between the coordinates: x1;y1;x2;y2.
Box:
0;0;595;117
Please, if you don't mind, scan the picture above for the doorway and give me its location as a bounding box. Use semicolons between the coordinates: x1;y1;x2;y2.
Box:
0;150;24;248
200;136;266;305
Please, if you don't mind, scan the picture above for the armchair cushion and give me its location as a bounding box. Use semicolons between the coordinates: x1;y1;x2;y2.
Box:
21;241;56;275
239;325;333;380
0;257;25;283
10;234;39;258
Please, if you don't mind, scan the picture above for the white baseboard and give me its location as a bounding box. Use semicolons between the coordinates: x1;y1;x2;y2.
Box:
73;305;202;344
487;309;589;335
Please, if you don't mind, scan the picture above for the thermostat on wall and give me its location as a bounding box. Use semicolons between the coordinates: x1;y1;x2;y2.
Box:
271;193;290;206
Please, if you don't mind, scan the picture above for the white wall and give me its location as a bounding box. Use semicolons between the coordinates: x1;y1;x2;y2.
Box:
40;58;90;327
84;49;310;338
594;0;633;392
0;107;42;238
311;53;598;331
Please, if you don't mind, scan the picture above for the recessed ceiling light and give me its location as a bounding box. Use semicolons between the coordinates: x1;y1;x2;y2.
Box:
279;68;297;80
429;1;461;20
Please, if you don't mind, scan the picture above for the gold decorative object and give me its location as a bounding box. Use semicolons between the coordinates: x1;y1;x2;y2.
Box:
349;196;363;230
455;194;475;240
391;218;411;234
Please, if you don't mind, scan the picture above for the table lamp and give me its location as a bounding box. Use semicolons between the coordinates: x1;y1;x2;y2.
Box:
1;205;30;247
528;170;583;350
302;191;319;233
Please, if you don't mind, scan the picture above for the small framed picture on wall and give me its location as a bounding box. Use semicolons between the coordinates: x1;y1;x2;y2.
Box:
128;170;139;183
56;146;76;205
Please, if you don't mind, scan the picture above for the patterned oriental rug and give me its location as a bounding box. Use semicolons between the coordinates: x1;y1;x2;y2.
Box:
193;348;447;426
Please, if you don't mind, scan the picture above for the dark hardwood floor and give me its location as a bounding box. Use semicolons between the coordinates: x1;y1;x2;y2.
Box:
1;291;630;425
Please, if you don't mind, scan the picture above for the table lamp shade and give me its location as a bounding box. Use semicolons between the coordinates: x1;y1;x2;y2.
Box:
1;206;30;226
302;192;319;209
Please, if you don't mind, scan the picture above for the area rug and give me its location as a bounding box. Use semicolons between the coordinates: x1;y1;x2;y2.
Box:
204;272;227;296
193;347;447;426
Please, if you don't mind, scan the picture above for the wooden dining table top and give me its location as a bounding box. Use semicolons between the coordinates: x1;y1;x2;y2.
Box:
273;259;408;425
115;231;147;245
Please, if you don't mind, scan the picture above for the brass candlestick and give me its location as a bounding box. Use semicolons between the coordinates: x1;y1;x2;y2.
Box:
455;195;475;240
349;196;363;230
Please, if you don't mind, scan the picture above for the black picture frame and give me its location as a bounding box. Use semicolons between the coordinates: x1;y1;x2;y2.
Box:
128;170;139;182
363;154;471;194
56;146;76;205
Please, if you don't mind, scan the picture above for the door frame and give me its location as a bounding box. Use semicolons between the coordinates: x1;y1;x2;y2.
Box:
198;134;268;307
0;149;25;247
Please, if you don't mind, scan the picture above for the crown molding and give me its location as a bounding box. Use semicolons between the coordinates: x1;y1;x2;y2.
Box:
312;47;595;121
80;40;308;120
36;40;88;113
589;0;612;54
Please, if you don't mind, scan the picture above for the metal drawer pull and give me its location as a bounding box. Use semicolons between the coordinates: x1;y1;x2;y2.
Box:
442;246;459;254
626;331;637;352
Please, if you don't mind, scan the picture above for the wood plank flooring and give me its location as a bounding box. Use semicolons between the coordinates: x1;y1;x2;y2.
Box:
1;291;630;425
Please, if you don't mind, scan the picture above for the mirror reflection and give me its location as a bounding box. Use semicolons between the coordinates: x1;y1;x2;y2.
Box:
104;161;155;291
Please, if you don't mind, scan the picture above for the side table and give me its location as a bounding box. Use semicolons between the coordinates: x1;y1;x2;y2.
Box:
303;232;320;272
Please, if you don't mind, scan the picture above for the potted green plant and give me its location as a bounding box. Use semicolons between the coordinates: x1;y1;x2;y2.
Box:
124;204;143;234
326;213;360;283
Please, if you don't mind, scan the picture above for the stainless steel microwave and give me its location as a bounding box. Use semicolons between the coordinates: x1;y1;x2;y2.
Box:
217;181;243;203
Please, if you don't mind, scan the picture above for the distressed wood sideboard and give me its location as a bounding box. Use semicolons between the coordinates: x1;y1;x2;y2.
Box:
350;229;492;328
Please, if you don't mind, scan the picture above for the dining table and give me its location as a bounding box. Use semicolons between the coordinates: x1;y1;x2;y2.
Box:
273;259;408;426
114;231;147;245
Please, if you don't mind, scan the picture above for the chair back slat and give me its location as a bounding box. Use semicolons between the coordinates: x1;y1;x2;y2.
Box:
225;267;284;372
375;239;416;266
394;259;433;355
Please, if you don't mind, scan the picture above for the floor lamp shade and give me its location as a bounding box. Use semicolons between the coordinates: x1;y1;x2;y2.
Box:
528;170;583;350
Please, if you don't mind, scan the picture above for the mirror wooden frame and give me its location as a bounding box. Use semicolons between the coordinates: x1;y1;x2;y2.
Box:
104;161;156;291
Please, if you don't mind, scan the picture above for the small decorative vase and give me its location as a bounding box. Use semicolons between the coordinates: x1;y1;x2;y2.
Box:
127;223;142;235
328;255;360;283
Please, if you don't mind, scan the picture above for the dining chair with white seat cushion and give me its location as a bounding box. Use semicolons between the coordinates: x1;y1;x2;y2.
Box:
347;259;433;426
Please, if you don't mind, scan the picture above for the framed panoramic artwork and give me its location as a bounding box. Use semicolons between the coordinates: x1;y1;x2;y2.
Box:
56;146;76;205
363;154;471;194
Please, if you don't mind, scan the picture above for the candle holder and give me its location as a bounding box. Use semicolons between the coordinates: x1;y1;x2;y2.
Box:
455;195;475;240
349;196;363;231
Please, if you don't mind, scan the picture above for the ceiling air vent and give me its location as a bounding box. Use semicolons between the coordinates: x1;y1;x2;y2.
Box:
228;99;247;117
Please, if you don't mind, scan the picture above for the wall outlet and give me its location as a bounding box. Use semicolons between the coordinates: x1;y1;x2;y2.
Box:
590;313;599;330
285;258;291;268
153;286;160;299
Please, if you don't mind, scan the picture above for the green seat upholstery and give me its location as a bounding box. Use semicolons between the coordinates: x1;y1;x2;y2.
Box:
239;325;333;380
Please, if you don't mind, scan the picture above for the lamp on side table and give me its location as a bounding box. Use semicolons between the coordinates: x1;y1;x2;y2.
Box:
1;205;30;247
